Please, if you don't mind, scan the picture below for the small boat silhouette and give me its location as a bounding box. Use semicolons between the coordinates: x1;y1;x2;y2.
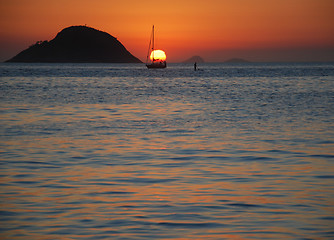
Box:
146;25;166;69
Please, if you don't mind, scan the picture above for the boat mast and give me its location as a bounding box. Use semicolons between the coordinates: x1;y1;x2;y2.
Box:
146;25;154;64
152;25;154;61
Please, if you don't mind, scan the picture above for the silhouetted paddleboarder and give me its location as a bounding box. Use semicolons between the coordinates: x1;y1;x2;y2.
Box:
194;62;197;71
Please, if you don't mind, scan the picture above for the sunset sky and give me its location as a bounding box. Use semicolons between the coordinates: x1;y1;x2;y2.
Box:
1;0;333;62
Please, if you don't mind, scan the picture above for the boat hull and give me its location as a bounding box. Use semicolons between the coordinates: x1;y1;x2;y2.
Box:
146;61;166;69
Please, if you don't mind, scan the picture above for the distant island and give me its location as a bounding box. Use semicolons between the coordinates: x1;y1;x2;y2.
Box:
6;26;142;63
182;56;205;63
224;58;250;63
181;56;250;63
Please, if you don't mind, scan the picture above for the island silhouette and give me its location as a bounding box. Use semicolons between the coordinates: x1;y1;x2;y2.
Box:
6;26;142;63
182;55;205;63
224;58;250;63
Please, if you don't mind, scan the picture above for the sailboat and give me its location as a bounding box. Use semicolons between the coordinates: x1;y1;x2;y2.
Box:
146;25;167;69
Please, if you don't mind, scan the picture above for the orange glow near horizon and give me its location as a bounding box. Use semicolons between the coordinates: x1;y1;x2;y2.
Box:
0;0;333;62
150;50;166;61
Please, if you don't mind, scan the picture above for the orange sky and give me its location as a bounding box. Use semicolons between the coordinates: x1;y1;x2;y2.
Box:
1;0;333;62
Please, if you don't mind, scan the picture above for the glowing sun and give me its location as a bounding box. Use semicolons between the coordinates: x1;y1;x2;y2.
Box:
150;50;166;61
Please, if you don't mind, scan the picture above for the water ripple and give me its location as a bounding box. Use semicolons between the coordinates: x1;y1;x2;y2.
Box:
1;63;333;239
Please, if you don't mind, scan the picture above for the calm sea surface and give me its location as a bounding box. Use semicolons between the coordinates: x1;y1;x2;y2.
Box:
1;62;334;239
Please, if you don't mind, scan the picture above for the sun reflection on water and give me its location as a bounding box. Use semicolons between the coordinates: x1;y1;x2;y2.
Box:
1;66;334;239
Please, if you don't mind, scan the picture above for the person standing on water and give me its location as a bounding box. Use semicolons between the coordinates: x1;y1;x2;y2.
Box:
194;62;197;71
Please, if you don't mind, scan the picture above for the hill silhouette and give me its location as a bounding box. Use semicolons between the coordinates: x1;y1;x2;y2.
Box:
182;55;205;63
224;58;250;63
6;26;142;63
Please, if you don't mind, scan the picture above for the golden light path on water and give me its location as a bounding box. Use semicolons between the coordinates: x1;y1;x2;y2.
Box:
0;63;333;239
1;101;333;239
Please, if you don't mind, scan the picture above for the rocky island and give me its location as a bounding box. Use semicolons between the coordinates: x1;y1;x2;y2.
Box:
224;58;250;63
182;55;205;63
6;26;142;63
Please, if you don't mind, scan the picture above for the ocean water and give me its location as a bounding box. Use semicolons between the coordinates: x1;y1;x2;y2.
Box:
0;62;333;239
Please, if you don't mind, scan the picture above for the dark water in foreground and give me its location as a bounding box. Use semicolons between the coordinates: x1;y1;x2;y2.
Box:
1;63;334;239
